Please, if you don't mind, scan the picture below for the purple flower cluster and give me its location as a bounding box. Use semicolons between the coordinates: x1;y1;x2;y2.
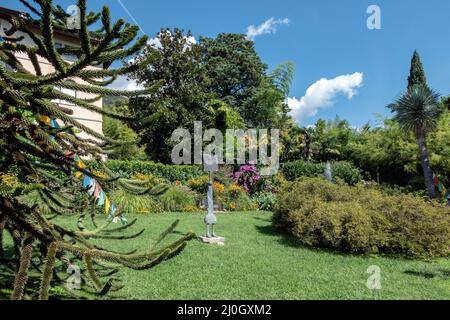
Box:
232;165;261;194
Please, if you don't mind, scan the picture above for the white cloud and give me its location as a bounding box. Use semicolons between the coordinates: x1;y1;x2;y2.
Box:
108;75;143;92
147;37;162;49
287;72;364;124
246;17;290;40
147;32;197;49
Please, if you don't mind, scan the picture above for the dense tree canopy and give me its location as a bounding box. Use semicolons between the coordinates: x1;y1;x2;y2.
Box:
199;33;267;109
128;29;215;162
127;31;292;162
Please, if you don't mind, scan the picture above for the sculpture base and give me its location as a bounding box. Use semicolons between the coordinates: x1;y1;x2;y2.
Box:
198;236;225;245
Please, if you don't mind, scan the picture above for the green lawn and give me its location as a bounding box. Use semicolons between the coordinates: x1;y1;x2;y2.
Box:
3;211;450;299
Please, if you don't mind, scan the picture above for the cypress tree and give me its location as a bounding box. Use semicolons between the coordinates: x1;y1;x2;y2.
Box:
0;0;194;299
407;50;428;90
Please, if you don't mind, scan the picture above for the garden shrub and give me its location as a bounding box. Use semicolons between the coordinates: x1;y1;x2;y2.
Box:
224;184;256;211
159;185;198;212
273;177;450;258
187;175;210;195
87;160;203;182
282;160;361;185
111;189;164;214
231;165;262;194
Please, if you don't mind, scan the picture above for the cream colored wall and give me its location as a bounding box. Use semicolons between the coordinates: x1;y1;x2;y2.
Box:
0;18;103;140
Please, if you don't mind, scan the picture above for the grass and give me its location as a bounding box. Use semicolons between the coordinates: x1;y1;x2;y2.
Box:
2;211;450;299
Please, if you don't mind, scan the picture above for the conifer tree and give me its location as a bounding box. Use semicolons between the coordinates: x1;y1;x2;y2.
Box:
407;50;428;90
0;0;194;299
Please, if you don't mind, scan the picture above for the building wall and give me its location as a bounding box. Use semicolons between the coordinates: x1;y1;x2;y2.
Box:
0;17;103;139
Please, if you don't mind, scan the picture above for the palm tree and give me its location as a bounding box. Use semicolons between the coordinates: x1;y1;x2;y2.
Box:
388;85;443;198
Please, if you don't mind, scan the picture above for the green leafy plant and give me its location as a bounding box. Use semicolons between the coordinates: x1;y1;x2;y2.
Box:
111;189;164;214
253;191;277;211
274;177;450;258
159;185;198;212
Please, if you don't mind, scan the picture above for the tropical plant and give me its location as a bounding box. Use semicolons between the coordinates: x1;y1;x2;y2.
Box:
388;85;443;198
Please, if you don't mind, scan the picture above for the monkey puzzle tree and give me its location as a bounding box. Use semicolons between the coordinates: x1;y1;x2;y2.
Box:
0;0;194;300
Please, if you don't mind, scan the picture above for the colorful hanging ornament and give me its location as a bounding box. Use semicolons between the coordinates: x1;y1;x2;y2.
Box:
39;115;51;126
44;117;126;224
98;191;106;207
104;197;110;214
87;178;96;195
82;175;91;189
93;183;101;199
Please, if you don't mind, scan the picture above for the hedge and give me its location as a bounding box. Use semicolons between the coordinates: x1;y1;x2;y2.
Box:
282;160;361;185
87;160;203;182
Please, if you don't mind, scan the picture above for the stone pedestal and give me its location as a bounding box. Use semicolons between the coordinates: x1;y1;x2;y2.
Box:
198;236;225;245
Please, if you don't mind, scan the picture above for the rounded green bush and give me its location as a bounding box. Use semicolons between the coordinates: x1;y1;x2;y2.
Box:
274;177;450;258
159;185;198;212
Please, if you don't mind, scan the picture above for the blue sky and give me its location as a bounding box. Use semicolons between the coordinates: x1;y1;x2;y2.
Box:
4;0;450;127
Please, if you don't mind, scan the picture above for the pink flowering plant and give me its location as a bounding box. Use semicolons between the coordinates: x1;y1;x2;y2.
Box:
231;165;262;194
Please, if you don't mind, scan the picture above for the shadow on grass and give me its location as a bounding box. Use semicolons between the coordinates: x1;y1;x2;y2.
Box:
254;221;309;249
253;216;434;262
404;269;450;280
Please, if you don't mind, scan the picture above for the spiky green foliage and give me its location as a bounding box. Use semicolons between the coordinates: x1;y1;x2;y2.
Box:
0;0;194;300
388;85;442;198
389;86;442;137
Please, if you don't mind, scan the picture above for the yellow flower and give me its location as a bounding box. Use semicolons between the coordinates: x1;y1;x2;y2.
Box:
0;173;19;187
213;182;225;194
228;184;244;197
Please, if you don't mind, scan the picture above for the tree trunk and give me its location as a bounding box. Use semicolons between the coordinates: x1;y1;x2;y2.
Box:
0;211;5;258
417;134;436;198
305;140;311;161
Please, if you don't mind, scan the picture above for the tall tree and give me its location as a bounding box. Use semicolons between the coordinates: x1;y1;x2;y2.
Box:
388;86;442;198
200;33;267;111
128;29;215;163
407;50;428;90
0;0;193;299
